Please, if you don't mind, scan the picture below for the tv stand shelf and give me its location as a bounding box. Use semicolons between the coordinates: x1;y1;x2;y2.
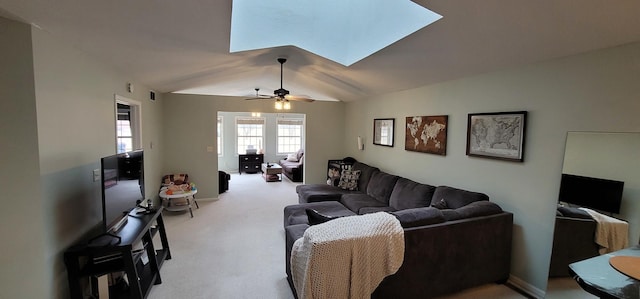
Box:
64;207;171;299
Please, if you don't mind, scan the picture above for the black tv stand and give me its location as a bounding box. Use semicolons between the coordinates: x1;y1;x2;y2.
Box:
64;207;171;299
87;232;122;247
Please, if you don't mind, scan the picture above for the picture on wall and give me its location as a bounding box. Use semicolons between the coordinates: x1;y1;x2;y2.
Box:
373;118;395;147
405;115;448;155
466;111;527;162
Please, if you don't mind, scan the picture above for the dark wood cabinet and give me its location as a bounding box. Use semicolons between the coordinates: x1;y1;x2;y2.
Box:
118;152;142;179
239;154;263;174
64;208;170;299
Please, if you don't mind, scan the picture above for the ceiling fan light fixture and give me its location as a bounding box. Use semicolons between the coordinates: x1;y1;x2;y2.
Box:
283;100;291;110
275;99;283;110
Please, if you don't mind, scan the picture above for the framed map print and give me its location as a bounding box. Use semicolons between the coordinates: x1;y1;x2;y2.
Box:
466;111;527;162
405;115;448;155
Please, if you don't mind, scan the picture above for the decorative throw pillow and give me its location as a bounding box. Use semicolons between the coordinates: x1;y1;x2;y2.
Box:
431;198;448;209
286;153;299;162
338;169;361;191
305;209;341;225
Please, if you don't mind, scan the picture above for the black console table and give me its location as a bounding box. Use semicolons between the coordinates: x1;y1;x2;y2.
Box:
239;154;263;174
64;207;171;299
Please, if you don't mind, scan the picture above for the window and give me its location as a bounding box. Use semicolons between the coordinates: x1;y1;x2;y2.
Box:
277;119;303;154
217;116;223;156
117;103;133;153
236;117;264;154
115;95;142;154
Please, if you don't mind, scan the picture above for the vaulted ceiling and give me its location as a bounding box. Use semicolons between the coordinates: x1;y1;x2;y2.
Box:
1;0;640;102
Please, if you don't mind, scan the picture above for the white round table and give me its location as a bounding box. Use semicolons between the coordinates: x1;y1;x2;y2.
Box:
159;188;198;217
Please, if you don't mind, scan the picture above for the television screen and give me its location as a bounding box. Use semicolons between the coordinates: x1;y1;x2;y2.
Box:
558;173;624;214
101;149;144;233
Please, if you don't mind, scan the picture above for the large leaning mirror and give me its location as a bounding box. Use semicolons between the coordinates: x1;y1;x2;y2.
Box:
547;132;640;294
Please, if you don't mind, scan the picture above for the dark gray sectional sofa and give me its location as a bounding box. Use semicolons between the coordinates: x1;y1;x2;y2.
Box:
283;161;513;299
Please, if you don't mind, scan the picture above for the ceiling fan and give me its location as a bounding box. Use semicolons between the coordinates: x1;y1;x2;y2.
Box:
246;58;315;103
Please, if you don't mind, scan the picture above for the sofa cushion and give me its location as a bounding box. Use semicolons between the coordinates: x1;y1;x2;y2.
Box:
441;201;503;221
431;198;448;209
557;206;592;219
432;186;489;209
366;172;400;204
340;193;388;214
440;209;462;221
338;169;361;191
359;206;396;214
286;153;299;162
455;201;503;218
306;209;341;225
388;178;436;210
390;207;445;228
295;184;355;203
280;159;302;168
284;201;356;226
352;162;380;193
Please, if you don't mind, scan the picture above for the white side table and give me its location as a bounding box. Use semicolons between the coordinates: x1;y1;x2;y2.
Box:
159;188;199;217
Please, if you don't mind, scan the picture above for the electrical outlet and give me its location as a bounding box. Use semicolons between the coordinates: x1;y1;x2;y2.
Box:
93;169;101;182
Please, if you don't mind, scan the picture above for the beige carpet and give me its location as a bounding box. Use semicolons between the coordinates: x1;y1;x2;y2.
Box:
545;277;597;299
147;172;527;299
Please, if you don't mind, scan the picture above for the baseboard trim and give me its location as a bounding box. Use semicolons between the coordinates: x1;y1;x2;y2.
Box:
507;275;545;299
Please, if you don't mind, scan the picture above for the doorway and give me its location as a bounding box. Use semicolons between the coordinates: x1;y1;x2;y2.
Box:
114;95;142;153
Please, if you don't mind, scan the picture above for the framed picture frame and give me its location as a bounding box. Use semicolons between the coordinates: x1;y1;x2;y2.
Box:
405;115;448;155
466;111;527;162
373;118;395;147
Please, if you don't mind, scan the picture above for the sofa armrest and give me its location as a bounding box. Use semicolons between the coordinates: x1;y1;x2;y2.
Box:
372;212;513;299
548;216;599;277
390;207;445;228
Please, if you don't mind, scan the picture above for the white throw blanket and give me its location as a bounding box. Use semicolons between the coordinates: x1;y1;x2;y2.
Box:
291;212;404;299
580;208;629;254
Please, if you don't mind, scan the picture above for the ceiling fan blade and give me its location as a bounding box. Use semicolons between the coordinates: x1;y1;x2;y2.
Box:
285;95;315;102
245;96;273;100
245;87;275;100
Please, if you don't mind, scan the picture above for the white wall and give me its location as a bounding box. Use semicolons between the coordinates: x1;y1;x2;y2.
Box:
162;93;345;198
0;17;48;299
563;132;640;243
343;42;640;295
0;16;164;298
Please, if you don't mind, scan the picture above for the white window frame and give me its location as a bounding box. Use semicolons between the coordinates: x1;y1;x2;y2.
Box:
217;116;223;157
114;95;142;153
277;118;303;155
236;116;265;155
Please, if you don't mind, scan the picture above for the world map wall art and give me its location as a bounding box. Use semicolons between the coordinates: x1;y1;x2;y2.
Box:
466;111;527;162
405;115;448;155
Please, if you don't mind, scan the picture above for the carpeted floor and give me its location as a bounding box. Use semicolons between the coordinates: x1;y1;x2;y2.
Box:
147;172;530;299
148;172;299;299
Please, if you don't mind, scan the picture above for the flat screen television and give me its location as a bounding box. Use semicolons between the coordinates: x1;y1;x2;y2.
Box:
100;149;144;233
558;173;624;214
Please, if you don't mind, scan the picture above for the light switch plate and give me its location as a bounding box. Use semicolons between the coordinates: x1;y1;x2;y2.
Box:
93;169;101;182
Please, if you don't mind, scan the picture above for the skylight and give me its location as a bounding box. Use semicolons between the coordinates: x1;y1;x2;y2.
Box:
230;0;442;66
